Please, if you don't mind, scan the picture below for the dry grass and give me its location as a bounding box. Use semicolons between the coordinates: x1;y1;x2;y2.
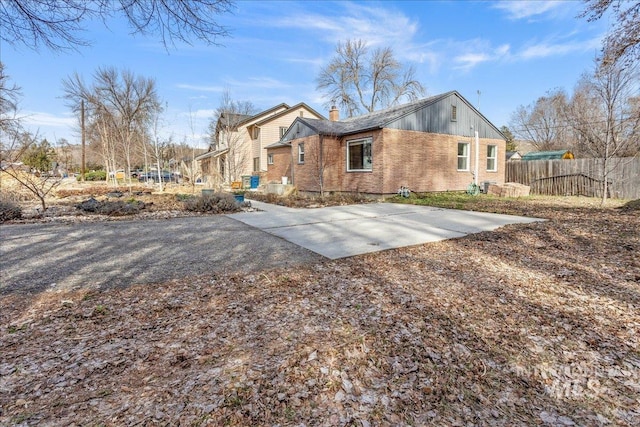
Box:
1;195;638;426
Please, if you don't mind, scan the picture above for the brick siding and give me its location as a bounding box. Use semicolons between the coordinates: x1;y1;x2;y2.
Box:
267;129;505;194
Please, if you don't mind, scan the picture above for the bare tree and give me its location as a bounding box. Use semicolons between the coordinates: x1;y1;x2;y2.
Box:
304;135;339;197
509;89;571;151
0;62;22;136
0;0;235;51
566;59;639;203
1;62;63;211
208;91;256;183
317;39;425;118
1;132;63;211
581;0;639;65
63;68;160;189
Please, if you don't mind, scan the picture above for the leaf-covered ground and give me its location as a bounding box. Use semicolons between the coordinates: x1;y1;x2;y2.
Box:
1;196;639;426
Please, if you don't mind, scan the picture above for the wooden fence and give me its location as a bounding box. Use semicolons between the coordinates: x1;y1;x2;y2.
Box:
506;157;640;199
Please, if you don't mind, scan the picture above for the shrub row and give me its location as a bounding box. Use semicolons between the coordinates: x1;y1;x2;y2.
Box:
75;197;145;216
183;192;243;213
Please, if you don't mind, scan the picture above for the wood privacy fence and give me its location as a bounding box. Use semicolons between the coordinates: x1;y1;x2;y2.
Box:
506;157;640;199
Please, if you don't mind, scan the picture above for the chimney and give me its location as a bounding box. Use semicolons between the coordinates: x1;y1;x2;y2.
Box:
329;105;339;121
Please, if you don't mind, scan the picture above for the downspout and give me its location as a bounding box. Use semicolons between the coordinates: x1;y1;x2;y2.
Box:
319;134;324;196
474;130;479;186
290;145;295;185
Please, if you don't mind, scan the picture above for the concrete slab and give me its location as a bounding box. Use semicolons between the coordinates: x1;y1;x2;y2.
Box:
228;201;544;259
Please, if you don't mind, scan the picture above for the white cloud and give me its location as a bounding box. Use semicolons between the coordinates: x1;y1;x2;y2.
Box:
450;39;512;71
518;37;601;60
272;3;418;48
176;84;224;92
23;111;76;128
493;1;565;20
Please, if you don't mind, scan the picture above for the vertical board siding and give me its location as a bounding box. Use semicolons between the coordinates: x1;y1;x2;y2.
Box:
506;157;640;199
387;94;504;140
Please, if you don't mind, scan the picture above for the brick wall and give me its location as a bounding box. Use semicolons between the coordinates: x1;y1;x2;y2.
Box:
270;129;505;194
265;145;292;183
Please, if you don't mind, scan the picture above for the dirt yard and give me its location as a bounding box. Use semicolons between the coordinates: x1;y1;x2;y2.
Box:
1;192;639;426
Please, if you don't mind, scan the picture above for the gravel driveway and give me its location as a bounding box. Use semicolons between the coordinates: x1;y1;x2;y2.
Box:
0;215;325;295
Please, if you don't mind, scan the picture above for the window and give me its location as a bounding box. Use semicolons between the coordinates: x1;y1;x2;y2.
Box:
252;127;260;139
451;105;457;121
347;137;373;171
279;127;288;138
267;153;274;165
457;142;469;171
299;111;304;117
253;157;260;172
298;143;305;163
487;145;497;171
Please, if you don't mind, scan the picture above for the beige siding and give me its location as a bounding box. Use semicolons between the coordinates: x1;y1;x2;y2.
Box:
256;107;322;172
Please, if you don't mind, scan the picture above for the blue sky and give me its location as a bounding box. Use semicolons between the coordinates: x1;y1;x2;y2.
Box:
2;0;608;148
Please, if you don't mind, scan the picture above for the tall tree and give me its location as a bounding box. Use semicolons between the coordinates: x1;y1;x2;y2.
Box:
63;67;160;188
0;0;235;51
566;60;639;203
500;126;517;151
22;138;56;172
509;89;570;151
316;39;425;118
581;0;640;65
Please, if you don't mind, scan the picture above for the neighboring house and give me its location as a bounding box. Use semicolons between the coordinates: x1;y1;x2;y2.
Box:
265;91;506;196
507;151;522;161
521;150;574;161
196;103;325;185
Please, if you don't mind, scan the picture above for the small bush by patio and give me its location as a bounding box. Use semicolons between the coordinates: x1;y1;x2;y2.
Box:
183;192;242;213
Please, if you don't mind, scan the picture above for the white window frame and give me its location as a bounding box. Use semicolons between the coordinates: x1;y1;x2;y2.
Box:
279;127;288;138
486;145;497;171
347;137;373;172
451;105;457;121
267;153;274;165
298;143;305;164
457;142;470;171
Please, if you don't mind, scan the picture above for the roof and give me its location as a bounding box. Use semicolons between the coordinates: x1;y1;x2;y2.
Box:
195;148;229;161
280;91;503;140
521;150;575;161
253;102;326;126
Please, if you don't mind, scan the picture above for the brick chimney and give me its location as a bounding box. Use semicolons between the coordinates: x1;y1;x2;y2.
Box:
329;105;339;121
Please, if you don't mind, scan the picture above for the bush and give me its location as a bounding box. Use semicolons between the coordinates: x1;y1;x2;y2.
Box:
0;200;22;222
75;197;145;216
79;170;107;181
183;192;242;213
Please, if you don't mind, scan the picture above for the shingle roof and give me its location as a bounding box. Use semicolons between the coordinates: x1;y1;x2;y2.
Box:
295;92;455;137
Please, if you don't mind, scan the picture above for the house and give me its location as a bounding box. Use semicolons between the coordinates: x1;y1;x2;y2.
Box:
521;150;574;161
507;151;522;161
265;91;506;196
196;103;325;186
